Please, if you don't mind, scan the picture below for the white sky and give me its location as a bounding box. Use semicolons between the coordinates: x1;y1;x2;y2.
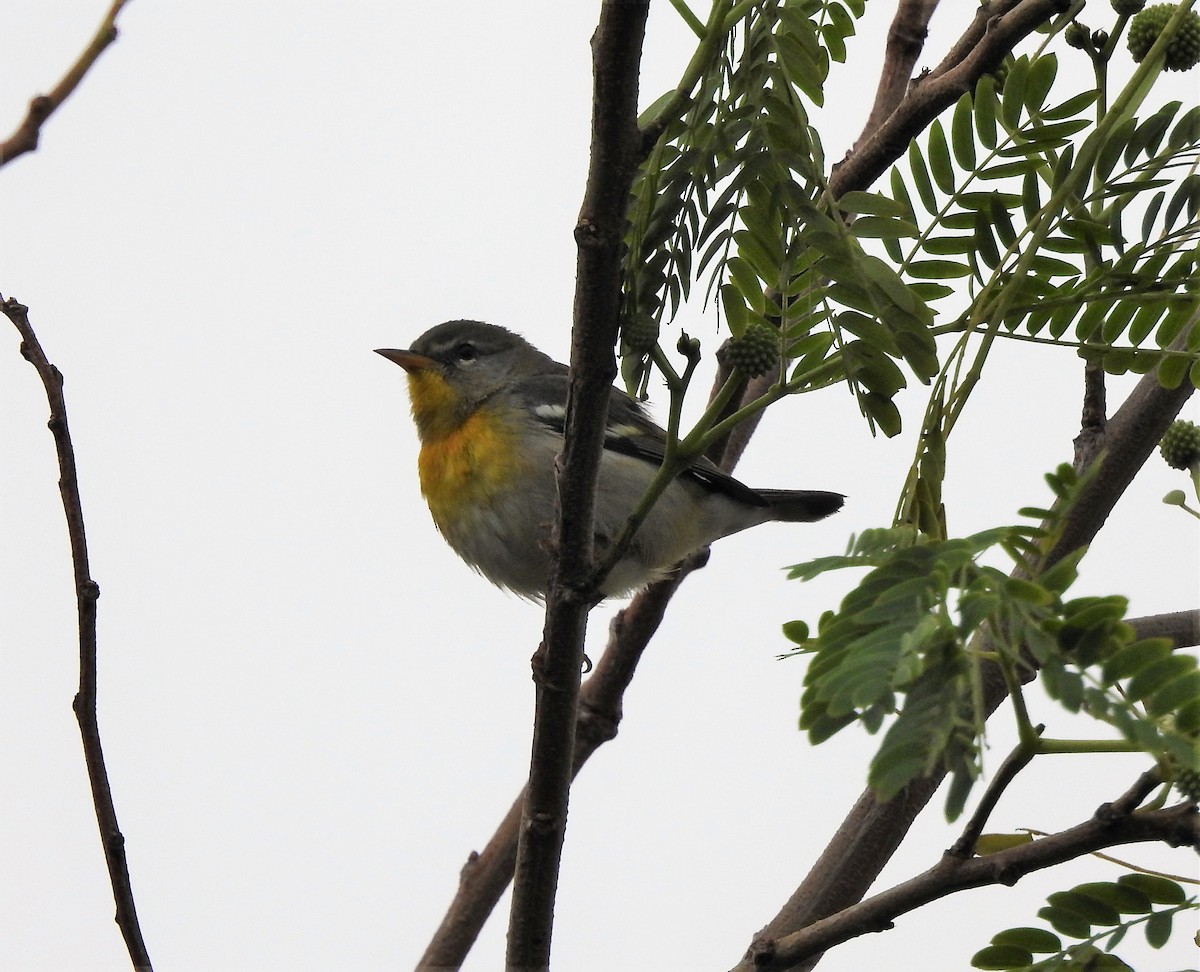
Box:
1;3;1196;971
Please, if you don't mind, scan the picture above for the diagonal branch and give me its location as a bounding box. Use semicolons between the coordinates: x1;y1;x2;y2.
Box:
3;296;153;970
846;0;945;159
829;0;1068;198
0;0;131;167
749;784;1198;970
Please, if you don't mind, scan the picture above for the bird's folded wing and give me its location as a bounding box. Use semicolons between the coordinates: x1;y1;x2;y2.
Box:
516;374;768;508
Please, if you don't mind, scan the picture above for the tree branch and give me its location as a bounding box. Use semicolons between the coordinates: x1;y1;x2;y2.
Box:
829;0;1069;198
844;0;944;161
1128;610;1200;649
948;732;1041;859
417;562;697;970
505;4;651;969
0;0;130;167
3;297;153;970
747;791;1197;970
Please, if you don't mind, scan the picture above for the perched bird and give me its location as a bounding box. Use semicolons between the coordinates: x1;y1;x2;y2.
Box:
377;320;843;599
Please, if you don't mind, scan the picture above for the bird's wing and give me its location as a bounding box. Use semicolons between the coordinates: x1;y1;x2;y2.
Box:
515;373;767;508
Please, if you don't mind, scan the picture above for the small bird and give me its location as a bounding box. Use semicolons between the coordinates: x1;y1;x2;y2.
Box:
377;320;843;599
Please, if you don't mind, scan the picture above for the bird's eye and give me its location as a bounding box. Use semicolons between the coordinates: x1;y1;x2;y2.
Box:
455;342;477;362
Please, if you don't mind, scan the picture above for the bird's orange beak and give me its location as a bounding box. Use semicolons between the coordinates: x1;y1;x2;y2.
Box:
375;348;438;373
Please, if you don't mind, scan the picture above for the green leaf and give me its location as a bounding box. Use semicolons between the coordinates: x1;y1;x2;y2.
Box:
908;139;938;214
979;159;1041;180
991;926;1062;953
1158;350;1191;389
1001;55;1030;129
921;235;977;255
1023;53;1057;114
1163;173;1200;236
1126;101;1180;166
1041;89;1097;120
851;215;921;239
1148;668;1200;717
1045;889;1120;926
971;944;1031;970
1096;116;1136;185
1022;168;1042;224
975;74;998;149
908;259;973;279
975;832;1035;854
952;92;976;170
1144;908;1173;949
1124;654;1196;702
928;119;955;194
781;619;810;644
837;190;910;217
862;391;902;436
1037;904;1091;939
1071;881;1152;915
1118;873;1186;905
720;283;748;338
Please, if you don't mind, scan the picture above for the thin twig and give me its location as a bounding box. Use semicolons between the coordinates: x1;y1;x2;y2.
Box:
3;296;153;970
948;730;1042;859
0;0;131;167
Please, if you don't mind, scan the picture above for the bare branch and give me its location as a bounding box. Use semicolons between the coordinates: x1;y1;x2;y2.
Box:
1128;610;1200;649
948;733;1040;859
3;296;153;970
0;0;131;167
1074;359;1108;468
845;0;944;160
830;0;1069;198
417;556;703;969
506;4;651;968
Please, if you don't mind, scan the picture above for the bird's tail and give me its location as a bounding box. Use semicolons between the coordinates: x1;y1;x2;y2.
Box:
756;489;845;522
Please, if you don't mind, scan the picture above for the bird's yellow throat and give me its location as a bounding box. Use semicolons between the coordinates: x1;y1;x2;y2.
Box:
406;370;523;525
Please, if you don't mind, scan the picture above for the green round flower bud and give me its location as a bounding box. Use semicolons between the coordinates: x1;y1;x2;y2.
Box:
1173;766;1200;802
622;315;659;353
1111;0;1146;15
1065;21;1092;49
1092;28;1111;49
727;323;780;378
1159;419;1200;469
1128;4;1200;70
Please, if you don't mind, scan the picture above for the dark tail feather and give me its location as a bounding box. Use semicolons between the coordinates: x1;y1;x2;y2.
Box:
757;489;844;522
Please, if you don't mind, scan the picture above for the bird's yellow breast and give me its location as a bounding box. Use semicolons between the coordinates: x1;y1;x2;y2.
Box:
407;371;523;526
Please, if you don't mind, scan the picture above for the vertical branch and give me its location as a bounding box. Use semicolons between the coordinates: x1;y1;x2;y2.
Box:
505;3;651;970
1074;359;1108;468
3;297;153;971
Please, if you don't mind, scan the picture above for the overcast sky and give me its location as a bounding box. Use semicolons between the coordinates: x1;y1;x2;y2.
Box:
1;3;1196;971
